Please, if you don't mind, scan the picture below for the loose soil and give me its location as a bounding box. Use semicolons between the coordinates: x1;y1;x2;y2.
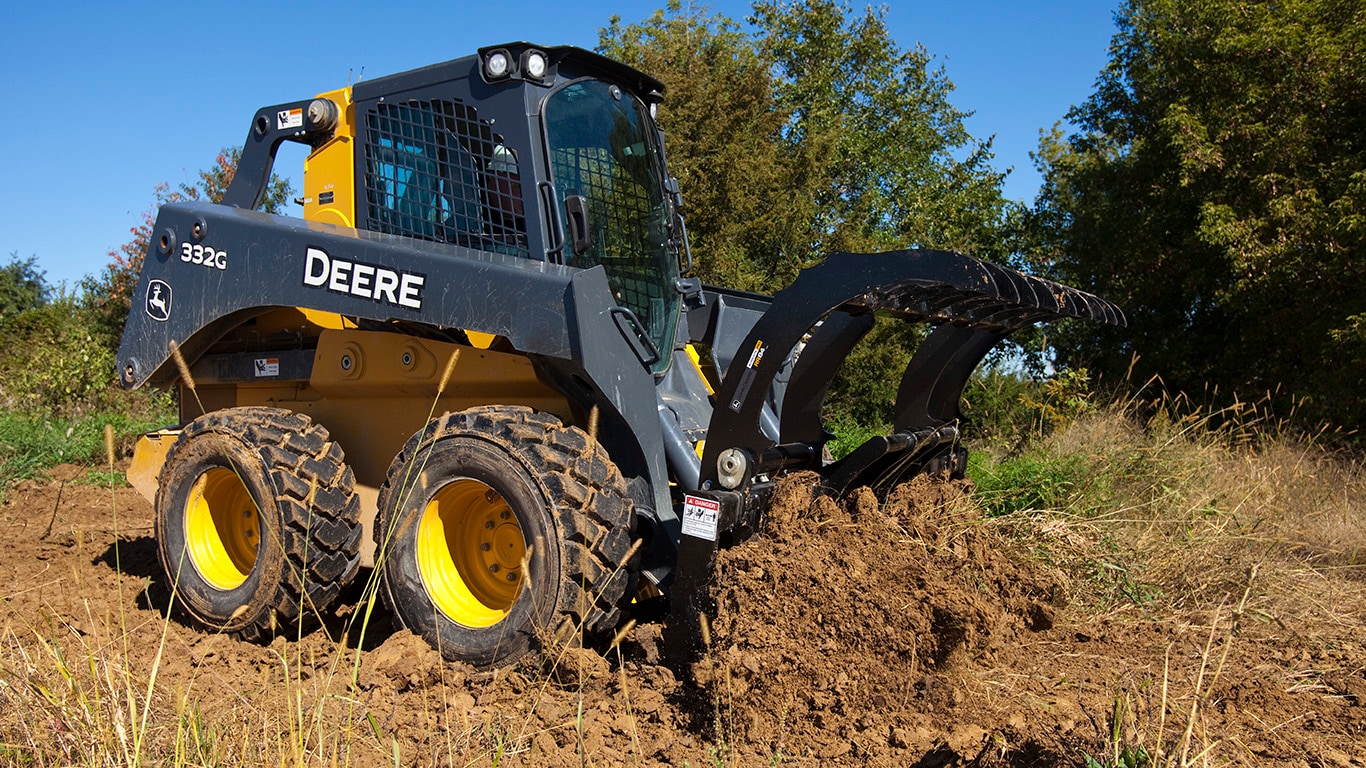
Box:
2;466;1364;766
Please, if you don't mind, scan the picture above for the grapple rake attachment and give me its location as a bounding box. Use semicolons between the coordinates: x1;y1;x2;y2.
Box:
663;248;1125;663
701;248;1126;498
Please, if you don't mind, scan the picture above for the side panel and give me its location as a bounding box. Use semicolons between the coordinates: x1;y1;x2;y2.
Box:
118;201;577;389
180;330;571;490
118;200;674;539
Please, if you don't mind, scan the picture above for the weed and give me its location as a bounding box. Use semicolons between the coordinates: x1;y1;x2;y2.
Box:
968;449;1096;518
0;404;173;494
79;468;126;487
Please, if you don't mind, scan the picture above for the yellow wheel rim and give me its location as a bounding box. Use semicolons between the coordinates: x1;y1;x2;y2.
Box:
416;479;526;628
184;467;260;590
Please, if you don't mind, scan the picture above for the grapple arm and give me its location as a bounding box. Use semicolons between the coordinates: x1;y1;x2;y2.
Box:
697;249;1125;493
664;248;1124;667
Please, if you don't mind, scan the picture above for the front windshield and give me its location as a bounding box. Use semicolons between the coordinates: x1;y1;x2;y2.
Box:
544;80;679;372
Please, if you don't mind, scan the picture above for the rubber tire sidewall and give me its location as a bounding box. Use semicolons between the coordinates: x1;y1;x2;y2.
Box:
378;434;561;668
155;427;285;634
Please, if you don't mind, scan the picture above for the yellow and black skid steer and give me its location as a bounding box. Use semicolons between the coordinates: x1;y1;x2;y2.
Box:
116;43;1124;668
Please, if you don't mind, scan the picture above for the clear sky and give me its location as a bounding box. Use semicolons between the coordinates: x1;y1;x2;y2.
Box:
0;1;1119;290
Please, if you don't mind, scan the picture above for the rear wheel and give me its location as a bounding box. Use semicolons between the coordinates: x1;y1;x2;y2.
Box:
155;407;362;640
374;406;635;667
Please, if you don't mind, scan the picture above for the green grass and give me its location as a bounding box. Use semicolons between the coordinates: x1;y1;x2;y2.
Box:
967;449;1097;518
0;403;174;493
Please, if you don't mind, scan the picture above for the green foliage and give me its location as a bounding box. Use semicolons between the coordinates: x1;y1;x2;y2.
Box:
602;1;1011;292
0;298;114;415
968;449;1093;518
1030;0;1366;436
599;3;803;292
601;0;1014;426
1018;368;1095;432
1084;745;1151;768
822;317;921;429
958;364;1098;452
0;406;173;489
79;468;127;487
0;253;49;320
960;365;1045;448
751;0;1009;257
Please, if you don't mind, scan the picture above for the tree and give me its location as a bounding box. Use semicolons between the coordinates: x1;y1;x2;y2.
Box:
0;253;49;321
751;0;1008;258
601;1;1010;290
1032;0;1366;434
599;3;810;291
601;1;1012;427
83;148;293;344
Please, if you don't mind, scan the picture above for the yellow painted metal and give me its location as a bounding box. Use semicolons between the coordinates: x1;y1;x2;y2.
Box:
302;330;570;490
464;331;498;349
685;344;715;396
303;87;355;228
184;467;260;590
300;308;353;330
180;330;572;568
416;479;525;627
128;429;180;503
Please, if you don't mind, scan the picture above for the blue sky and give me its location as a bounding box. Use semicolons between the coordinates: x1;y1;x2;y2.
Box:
0;1;1118;290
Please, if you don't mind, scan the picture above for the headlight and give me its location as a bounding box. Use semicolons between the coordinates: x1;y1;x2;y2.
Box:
522;50;548;80
484;49;511;79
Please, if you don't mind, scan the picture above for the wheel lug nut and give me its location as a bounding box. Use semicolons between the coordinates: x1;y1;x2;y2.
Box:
484;520;495;530
489;564;499;573
506;572;517;582
481;543;491;551
485;490;498;504
499;510;510;520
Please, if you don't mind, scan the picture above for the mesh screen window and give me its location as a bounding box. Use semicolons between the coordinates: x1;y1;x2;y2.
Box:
550;145;668;337
363;99;528;257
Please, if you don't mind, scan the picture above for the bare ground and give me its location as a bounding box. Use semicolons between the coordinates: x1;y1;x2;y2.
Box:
2;465;1364;766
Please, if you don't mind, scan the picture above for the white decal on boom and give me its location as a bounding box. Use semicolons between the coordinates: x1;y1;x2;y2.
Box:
303;247;424;310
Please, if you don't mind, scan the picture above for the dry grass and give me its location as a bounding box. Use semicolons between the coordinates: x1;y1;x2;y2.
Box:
1034;393;1366;633
2;380;1362;766
987;392;1366;766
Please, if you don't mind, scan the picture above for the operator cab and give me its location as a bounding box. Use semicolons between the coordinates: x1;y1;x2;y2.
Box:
296;43;685;372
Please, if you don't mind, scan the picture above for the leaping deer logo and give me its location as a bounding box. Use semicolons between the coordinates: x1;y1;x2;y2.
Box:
146;280;172;321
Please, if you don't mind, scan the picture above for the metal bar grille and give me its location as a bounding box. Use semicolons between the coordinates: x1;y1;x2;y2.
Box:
552;146;668;340
363;99;528;257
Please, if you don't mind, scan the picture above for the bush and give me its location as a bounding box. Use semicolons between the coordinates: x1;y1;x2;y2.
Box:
0;299;119;416
968;448;1097;517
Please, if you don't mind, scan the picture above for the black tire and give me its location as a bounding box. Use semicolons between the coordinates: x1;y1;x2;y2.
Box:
155;407;362;641
373;405;635;667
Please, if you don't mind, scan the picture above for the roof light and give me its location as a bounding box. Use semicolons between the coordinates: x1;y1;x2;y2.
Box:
522;50;548;80
484;49;511;79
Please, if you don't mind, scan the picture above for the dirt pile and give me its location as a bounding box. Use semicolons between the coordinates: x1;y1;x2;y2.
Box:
3;468;1365;766
705;473;1076;764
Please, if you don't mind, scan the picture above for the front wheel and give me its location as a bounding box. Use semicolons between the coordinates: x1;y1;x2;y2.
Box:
154;407;362;641
373;406;635;667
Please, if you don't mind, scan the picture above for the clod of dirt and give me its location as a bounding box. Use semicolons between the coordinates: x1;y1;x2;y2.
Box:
360;629;463;692
546;645;612;685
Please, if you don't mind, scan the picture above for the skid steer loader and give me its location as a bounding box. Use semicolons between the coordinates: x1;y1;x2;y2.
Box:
117;43;1124;668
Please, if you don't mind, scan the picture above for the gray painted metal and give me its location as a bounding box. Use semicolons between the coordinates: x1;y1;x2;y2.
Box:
117;201;676;529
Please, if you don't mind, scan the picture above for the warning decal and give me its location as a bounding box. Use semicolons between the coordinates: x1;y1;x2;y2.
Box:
254;357;280;377
681;495;721;541
277;108;304;130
